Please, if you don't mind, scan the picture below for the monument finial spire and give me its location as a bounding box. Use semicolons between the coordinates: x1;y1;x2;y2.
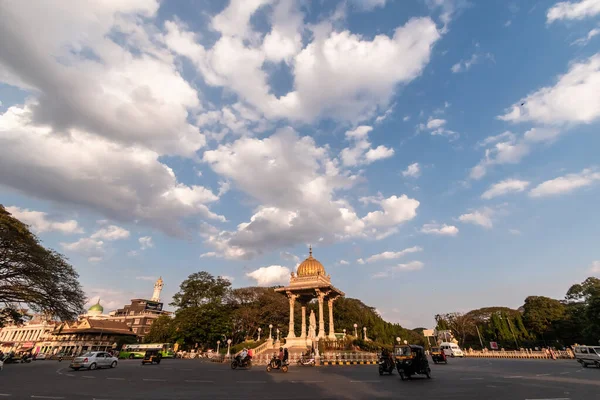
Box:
309;244;312;257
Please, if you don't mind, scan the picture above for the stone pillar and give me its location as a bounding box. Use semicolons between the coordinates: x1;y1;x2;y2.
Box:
328;298;336;339
287;293;296;338
301;305;307;338
317;293;325;338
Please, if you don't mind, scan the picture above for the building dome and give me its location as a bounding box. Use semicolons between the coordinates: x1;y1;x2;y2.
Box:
297;246;326;277
88;300;104;316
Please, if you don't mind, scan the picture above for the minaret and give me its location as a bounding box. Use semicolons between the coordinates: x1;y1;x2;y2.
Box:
152;277;164;302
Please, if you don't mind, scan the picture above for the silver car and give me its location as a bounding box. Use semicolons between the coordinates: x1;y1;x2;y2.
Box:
70;351;118;370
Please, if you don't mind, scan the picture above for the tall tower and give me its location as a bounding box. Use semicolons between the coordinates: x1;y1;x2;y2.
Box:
152;277;164;302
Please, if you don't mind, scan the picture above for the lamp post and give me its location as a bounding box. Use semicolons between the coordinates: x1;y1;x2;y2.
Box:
216;340;221;354
363;327;367;341
269;324;273;343
353;323;358;337
226;339;232;357
343;329;346;338
396;337;401;344
258;327;262;341
276;328;280;342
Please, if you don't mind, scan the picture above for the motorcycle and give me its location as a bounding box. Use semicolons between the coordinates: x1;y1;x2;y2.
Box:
378;356;395;375
266;354;289;373
230;355;252;370
297;355;315;367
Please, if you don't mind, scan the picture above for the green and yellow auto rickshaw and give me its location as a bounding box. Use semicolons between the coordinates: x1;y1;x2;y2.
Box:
394;344;431;380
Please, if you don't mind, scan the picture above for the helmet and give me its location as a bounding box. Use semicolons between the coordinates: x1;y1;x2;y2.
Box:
280;347;283;351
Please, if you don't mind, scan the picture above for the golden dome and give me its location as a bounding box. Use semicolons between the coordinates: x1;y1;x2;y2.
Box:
297;246;326;277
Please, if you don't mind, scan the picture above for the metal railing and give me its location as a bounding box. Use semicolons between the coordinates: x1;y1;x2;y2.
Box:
464;349;574;359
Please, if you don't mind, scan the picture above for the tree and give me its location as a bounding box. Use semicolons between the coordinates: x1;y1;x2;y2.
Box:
170;272;231;309
144;315;176;343
0;205;85;323
522;296;565;340
435;313;475;347
566;277;600;303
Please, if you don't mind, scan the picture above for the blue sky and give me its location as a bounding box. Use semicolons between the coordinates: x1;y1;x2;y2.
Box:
1;0;600;328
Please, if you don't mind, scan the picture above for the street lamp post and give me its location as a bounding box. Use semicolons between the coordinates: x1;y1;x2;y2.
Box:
343;329;346;338
269;324;273;343
353;323;358;337
396;337;401;344
216;340;221;354
226;339;232;357
258;327;262;341
363;327;367;341
276;328;280;342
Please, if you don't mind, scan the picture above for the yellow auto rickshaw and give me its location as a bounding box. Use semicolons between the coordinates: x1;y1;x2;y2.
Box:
141;350;162;365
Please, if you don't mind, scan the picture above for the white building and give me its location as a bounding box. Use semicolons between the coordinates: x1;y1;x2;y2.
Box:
0;316;56;354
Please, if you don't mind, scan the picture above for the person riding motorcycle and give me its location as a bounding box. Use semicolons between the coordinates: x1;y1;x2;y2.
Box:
276;347;284;368
239;348;248;363
380;347;393;370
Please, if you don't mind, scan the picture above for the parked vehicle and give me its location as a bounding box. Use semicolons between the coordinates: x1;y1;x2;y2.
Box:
439;342;464;358
573;345;600;368
430;347;447;364
35;353;47;360
70;351;118;371
394;344;431;380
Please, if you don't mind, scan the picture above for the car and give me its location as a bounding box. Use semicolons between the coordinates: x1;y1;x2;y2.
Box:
35;353;47;360
70;351;118;371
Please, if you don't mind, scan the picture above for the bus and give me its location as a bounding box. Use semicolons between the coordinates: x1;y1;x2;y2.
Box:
119;343;174;359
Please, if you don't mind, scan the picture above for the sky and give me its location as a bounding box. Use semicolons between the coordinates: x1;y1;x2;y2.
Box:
1;0;600;329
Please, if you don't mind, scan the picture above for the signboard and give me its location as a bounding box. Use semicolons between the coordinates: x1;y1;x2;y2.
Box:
145;301;163;311
490;341;498;350
423;329;435;337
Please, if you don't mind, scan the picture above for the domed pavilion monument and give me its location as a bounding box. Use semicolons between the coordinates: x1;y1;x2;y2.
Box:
275;246;345;348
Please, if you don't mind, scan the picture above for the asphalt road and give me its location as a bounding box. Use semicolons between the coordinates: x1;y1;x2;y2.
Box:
0;357;599;399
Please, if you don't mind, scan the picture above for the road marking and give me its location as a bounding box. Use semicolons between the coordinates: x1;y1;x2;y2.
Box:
184;380;214;383
559;372;570;375
350;380;382;383
82;375;96;379
31;396;65;399
536;373;551;376
503;375;523;379
65;374;75;377
236;381;266;384
525;398;571;400
0;395;11;397
460;377;484;380
291;380;324;383
106;377;125;380
143;378;166;382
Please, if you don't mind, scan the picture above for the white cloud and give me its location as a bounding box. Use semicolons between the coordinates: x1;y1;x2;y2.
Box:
420;223;459;236
350;0;387;10
200;252;219;258
139;236;154;250
340;126;394;167
136;276;158;281
481;179;530;199
529;168;600;197
362;195;420;228
5;206;83;234
219;275;235;282
547;0;600;23
477;131;516;147
459;207;495;228
509;229;522;235
357;258;365;265
571;27;600;46
590;260;600;274
499;53;600;126
246;265;291;286
372;260;424;278
61;237;105;258
90;225;130;241
402;163;421;178
470;140;530;180
363;246;423;263
0;106;224;236
451;53;493;73
88;257;103;263
427;118;446;129
127;250;139;257
403;115;410;122
338;260;349;265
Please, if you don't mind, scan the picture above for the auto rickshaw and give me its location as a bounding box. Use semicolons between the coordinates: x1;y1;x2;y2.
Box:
394;344;431;380
430;347;447;364
141;350;162;365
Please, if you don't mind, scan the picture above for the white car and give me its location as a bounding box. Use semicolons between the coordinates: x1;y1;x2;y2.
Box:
35;353;47;360
70;351;118;370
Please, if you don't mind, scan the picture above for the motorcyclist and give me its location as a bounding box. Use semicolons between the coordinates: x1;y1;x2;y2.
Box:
380;347;393;370
239;348;248;364
283;348;289;365
277;347;284;368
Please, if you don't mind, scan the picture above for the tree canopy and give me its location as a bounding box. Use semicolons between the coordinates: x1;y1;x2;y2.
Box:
0;205;85;326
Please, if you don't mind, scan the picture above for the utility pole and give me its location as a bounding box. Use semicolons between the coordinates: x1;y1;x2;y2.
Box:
475;325;484;350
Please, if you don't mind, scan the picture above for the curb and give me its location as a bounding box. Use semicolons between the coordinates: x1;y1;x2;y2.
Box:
320;361;377;366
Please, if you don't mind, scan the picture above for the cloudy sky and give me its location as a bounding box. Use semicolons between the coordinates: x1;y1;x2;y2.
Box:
1;0;599;328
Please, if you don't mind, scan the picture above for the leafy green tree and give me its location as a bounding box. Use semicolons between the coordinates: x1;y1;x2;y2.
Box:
0;205;85;324
565;277;600;303
144;315;176;343
170;272;231;308
522;296;565;341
